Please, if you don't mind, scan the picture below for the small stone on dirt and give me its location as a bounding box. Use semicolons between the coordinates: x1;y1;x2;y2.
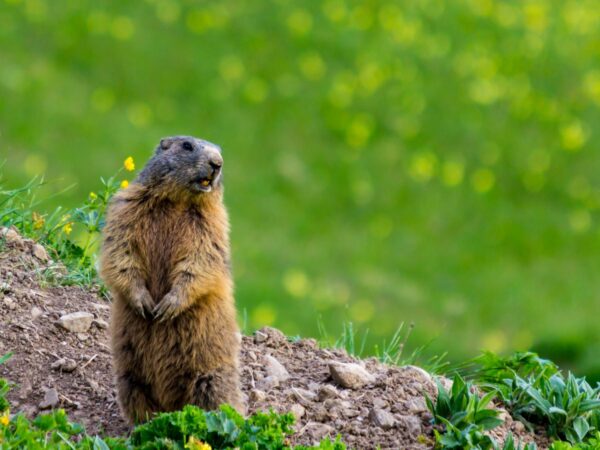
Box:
249;389;266;402
302;422;334;440
51;358;77;372
32;244;48;261
31;306;43;319
3;297;16;310
329;362;374;389
93;319;109;330
255;326;287;344
291;387;317;403
57;312;94;333
39;388;60;409
1;227;22;244
369;408;396;429
397;414;422;437
254;330;268;343
264;355;290;382
317;384;339;401
290;403;305;419
257;375;279;392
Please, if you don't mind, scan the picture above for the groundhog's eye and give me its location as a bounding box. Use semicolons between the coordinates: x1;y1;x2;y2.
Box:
182;141;194;151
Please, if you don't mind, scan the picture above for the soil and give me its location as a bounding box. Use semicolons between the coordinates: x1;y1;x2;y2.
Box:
0;229;548;449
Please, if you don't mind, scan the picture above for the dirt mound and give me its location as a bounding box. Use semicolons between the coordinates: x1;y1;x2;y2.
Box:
0;228;544;449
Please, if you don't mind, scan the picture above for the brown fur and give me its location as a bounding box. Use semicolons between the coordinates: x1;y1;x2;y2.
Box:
100;136;243;424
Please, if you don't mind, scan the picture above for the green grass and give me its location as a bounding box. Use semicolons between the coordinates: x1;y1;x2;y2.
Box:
1;0;600;378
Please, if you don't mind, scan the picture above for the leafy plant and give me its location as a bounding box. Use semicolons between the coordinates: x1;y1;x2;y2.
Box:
463;352;600;445
426;374;540;450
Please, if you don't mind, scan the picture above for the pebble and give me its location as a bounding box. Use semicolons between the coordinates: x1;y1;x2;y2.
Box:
31;306;43;319
1;227;22;244
3;297;16;310
32;244;48;261
39;388;60;409
291;387;317;403
254;330;268;343
396;414;422;437
302;422;334;440
369;408;396;429
317;384;339;401
257;376;279;392
263;355;290;382
249;389;266;402
51;358;78;372
329;362;374;389
290;403;305;419
255;326;287;344
93;319;109;330
57;312;94;333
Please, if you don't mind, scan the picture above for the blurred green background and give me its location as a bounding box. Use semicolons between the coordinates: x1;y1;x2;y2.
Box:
1;0;600;376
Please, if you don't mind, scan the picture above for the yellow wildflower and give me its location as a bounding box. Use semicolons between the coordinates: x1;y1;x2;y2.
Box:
186;436;212;450
120;180;129;189
89;192;98;201
32;212;45;230
0;410;9;426
63;223;73;235
124;156;135;172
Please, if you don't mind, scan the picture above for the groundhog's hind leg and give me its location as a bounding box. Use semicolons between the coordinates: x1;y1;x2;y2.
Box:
116;372;159;424
193;365;244;413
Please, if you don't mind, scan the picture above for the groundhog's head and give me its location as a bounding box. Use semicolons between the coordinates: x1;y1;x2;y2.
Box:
139;135;224;194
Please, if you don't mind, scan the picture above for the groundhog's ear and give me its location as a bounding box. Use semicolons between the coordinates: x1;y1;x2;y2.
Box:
156;138;173;153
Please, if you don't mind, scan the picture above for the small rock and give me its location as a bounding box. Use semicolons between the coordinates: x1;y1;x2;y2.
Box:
397;414;422;437
512;420;525;433
255;326;287;345
57;312;94;333
31;307;43;319
254;330;268;343
32;244;48;261
290;403;305;419
257;376;279;392
76;333;89;341
39;388;59;409
372;397;387;409
93;319;109;330
249;389;266;402
90;302;110;311
264;355;290;382
291;387;317;403
369;408;396;429
329;362;374;389
1;227;22;244
343;408;360;418
3;297;16;310
302;422;333;440
317;384;339;401
404;397;428;413
51;358;77;372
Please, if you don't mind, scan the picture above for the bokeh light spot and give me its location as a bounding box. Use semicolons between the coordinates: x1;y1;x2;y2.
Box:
251;305;276;327
409;152;437;182
569;210;592;233
91;88;115;113
111;16;135;40
286;9;312;36
471;168;495;193
349;299;375;323
283;269;310;298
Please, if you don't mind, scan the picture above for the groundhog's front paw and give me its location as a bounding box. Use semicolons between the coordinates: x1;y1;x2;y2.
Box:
131;288;154;319
152;291;184;322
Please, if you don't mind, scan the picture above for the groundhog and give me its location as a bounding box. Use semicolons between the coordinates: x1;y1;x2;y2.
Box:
100;135;243;424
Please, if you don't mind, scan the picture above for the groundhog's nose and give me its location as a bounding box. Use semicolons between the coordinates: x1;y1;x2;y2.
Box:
208;157;222;177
